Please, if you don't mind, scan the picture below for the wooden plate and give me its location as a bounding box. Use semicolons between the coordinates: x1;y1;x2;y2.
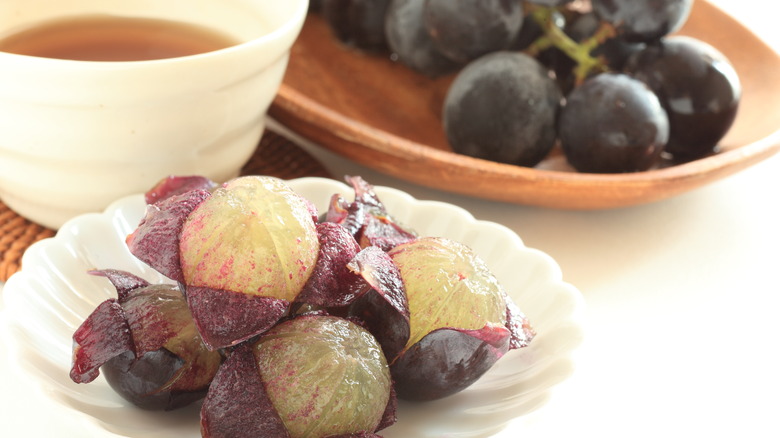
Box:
270;1;780;209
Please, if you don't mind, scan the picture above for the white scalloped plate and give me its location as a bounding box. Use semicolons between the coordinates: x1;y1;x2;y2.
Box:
1;177;585;437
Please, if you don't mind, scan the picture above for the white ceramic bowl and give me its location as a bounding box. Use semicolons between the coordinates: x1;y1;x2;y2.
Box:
0;0;308;229
1;177;585;437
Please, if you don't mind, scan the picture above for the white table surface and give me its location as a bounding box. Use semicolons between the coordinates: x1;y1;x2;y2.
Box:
2;1;778;436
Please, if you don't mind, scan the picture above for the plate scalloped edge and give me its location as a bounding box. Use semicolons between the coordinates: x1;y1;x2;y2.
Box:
1;176;586;438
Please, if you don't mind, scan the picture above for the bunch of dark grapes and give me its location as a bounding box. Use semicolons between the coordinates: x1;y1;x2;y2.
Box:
313;0;741;173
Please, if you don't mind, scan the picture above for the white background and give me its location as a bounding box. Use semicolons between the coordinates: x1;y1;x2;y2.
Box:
2;1;778;436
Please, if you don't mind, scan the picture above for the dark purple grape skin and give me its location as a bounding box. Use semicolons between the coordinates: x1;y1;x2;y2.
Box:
295;222;364;308
321;0;391;52
70;272;223;411
384;0;462;77
559;73;669;173
102;349;206;411
625;36;741;161
200;344;289;438
347;246;410;363
443;52;561;167
423;0;524;64
592;0;693;43
390;326;509;401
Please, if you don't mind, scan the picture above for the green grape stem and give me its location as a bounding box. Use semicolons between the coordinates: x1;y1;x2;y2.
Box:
525;5;617;85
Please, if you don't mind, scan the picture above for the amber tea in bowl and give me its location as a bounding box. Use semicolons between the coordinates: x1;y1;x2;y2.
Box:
0;0;308;229
0;15;239;61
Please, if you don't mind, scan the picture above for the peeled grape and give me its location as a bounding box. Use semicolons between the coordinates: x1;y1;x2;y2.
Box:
443;51;561;167
384;237;526;400
625;36;741;160
591;0;693;43
423;0;523;64
128;175;321;350
343;235;534;401
70;270;221;411
559;73;669;173
384;0;462;77
78;175;538;432
389;237;507;350
179;176;319;302
257;316;392;437
200;314;395;438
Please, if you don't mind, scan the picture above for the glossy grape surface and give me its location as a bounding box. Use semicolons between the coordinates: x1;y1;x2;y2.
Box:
625;36;741;160
423;0;523;63
559;73;669;173
384;0;462;77
388;237;507;350
253;315;392;438
103;349;199;411
307;0;741;174
443;51;561;167
179;176;319;302
386;237;512;400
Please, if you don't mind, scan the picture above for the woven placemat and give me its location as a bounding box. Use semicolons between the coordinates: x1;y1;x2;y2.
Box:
0;130;332;282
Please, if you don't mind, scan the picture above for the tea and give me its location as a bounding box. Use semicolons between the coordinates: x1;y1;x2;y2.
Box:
0;15;239;61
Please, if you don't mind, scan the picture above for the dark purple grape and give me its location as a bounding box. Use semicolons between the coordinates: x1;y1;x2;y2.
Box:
200;315;396;438
423;0;524;63
347;236;534;401
625;36;741;160
591;0;693;43
70;270;222;411
321;0;391;52
128;176;321;350
102;349;206;411
559;73;669;173
384;0;462;77
443;52;561;167
384;237;532;400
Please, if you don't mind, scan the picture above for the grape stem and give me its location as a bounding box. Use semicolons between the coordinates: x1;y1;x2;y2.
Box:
525;5;616;85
